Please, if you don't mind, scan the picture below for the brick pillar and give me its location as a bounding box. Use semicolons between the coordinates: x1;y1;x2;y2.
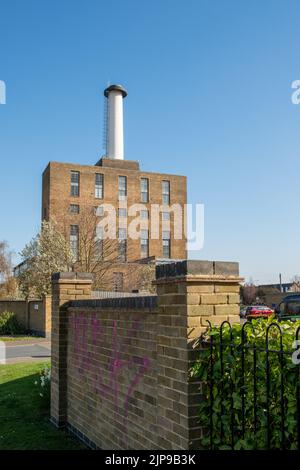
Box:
155;260;243;450
50;272;93;428
43;294;52;339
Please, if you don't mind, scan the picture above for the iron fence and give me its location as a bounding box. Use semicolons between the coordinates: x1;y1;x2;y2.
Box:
199;320;300;450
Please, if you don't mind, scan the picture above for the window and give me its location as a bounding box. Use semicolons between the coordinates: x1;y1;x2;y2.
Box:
95;226;103;260
141;178;149;203
95;173;104;199
94;205;104;216
140;209;149;220
162;230;171;240
162;180;170;205
118;208;127;218
94;239;103;260
279;302;285;315
71;171;80;197
118;228;127;262
286;301;300;316
140;229;149;258
70;225;79;260
113;272;124;292
118;228;127;239
69;204;80;214
118;176;127;200
162;230;171;258
162;211;170;221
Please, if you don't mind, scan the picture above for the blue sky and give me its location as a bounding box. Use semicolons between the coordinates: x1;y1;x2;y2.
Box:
0;0;300;284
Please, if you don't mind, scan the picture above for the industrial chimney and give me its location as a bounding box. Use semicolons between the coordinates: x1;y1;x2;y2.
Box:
104;84;127;160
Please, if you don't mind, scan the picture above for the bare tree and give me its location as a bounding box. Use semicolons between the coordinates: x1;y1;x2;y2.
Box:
65;209;139;290
126;262;156;293
290;275;300;292
241;283;257;305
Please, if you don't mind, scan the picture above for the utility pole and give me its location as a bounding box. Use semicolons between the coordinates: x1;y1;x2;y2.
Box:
279;273;282;292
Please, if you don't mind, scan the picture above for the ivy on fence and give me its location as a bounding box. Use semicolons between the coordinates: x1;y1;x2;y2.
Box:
191;317;300;450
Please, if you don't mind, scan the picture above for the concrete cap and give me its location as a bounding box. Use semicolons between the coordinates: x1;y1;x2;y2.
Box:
104;84;127;98
155;260;239;279
69;296;157;311
51;272;93;281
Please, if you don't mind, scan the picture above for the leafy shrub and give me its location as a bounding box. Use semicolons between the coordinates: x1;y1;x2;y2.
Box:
191;316;300;450
0;311;26;335
34;364;51;411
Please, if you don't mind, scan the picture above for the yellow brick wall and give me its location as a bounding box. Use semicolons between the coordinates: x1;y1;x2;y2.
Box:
50;261;242;449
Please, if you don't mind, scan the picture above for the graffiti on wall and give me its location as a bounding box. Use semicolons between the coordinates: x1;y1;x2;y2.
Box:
70;313;151;441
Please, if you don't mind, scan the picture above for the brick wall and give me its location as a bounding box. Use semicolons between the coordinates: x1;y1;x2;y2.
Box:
67;299;158;449
51;260;243;449
0;296;52;337
0;300;28;326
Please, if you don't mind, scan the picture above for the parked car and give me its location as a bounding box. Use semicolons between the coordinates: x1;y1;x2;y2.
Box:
245;305;274;320
240;307;247;319
275;295;300;321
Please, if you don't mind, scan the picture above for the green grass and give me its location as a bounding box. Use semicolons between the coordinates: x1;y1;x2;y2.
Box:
0;361;87;449
0;335;44;342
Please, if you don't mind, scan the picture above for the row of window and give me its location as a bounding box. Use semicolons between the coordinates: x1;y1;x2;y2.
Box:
69;225;171;261
70;171;171;204
69;203;171;220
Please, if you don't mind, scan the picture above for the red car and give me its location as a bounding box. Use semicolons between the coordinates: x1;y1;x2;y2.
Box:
245;305;274;320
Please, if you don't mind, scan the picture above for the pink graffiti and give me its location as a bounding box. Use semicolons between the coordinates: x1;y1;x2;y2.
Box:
91;314;103;345
70;314;150;441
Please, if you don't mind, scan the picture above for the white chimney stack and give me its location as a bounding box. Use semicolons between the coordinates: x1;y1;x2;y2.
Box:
104;84;127;160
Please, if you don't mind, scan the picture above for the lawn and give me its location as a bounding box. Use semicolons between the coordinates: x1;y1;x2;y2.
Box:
0;361;87;450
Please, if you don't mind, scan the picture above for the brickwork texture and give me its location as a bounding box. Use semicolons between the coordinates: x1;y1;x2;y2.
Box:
50;260;243;449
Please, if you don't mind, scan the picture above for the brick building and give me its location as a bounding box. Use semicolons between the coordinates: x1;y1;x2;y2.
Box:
41;85;187;291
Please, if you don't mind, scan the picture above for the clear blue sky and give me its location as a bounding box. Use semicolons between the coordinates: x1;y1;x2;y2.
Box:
1;0;300;284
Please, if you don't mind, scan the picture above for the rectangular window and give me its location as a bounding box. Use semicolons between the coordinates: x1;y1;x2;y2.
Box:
118;228;127;239
113;272;124;292
118;176;127;200
140;209;149;220
70;225;79;260
94;205;104;216
162;230;171;258
69;204;80;214
162;240;171;258
95;173;104;199
162;180;170;205
95;226;103;260
162;230;171;240
118;228;127;262
71;171;80;197
141;178;149;203
140;229;149;258
118;208;127;218
162;211;170;221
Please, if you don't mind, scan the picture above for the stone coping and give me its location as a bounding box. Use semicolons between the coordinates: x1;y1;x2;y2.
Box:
68;295;158;311
155;260;239;279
